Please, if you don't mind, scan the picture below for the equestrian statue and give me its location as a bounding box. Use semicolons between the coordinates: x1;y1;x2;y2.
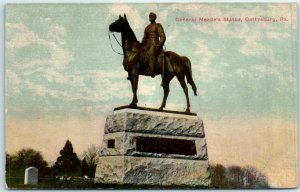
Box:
109;13;197;113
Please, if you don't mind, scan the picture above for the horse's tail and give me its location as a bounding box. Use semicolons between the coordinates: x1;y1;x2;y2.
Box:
182;56;197;96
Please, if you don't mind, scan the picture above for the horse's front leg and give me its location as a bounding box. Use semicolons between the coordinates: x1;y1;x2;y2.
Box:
129;73;139;107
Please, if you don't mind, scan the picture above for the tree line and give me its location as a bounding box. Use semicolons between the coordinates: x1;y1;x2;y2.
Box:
6;139;270;189
6;139;99;187
210;164;269;188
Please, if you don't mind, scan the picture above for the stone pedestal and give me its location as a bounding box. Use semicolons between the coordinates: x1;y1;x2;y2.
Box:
95;108;211;187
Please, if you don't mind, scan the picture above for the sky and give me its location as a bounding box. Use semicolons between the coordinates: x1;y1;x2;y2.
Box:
5;3;298;187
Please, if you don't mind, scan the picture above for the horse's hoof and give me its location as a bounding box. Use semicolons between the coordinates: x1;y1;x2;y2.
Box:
129;103;137;108
185;109;191;113
158;107;163;111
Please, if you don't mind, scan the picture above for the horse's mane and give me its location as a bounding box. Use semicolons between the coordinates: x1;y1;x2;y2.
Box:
124;19;140;45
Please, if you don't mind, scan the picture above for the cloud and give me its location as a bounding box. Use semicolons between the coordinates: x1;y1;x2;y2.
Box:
233;47;296;93
24;80;59;97
266;4;297;30
137;77;157;96
187;4;293;58
266;31;289;39
48;24;66;45
166;26;178;43
5;70;21;95
212;4;293;35
6;23;39;49
178;4;297;88
6;23;73;69
193;39;222;82
239;31;270;57
6;22;135;109
21;69;132;102
5;22;71;98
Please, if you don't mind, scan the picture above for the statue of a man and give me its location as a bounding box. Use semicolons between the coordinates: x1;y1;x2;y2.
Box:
141;12;166;77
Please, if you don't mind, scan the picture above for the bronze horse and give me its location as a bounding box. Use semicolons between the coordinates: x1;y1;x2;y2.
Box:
109;14;197;113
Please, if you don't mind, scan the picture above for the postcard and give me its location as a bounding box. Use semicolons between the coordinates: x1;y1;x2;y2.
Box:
5;3;298;189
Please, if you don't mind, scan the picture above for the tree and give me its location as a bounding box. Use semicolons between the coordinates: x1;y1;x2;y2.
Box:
210;164;227;188
81;158;89;176
227;165;243;188
6;153;13;171
53;140;80;177
83;145;99;178
242;166;269;188
6;149;49;174
6;149;50;186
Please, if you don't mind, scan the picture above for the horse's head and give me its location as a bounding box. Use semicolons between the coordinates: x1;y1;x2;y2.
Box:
109;14;128;33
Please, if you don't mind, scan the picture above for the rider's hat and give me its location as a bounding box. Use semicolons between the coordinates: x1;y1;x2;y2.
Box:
149;12;157;18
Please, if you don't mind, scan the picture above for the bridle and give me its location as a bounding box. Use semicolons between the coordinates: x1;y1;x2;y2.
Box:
108;31;167;55
108;31;123;55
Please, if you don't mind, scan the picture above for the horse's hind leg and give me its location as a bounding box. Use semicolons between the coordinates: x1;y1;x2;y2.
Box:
186;71;197;96
159;74;174;111
177;74;190;113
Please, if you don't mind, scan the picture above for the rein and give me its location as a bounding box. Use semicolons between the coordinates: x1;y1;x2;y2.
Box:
108;31;124;55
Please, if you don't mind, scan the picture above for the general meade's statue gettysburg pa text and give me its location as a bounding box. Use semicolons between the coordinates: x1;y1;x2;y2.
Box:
109;13;197;113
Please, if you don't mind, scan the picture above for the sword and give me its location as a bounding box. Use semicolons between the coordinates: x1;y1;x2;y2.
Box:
161;50;165;87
